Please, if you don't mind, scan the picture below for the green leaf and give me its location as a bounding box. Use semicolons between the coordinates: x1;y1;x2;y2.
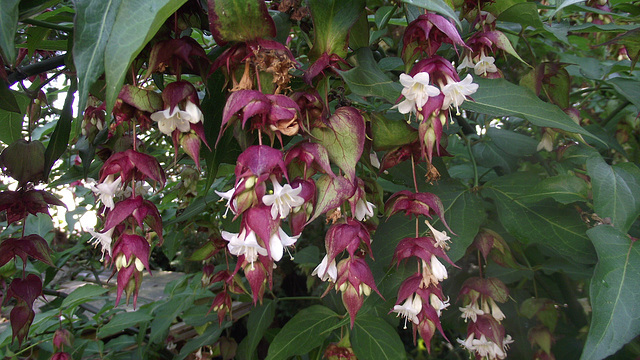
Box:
472;140;518;173
581;225;640;360
104;0;188;115
607;77;640;110
370;112;418;151
429;179;487;262
73;0;123;116
176;322;228;360
400;0;461;28
549;0;586;18
24;212;54;240
237;299;276;360
0;82;20;113
44;79;76;178
207;0;275;43
61;284;108;310
308;0;365;59
149;294;190;344
462;78;602;145
265;305;340;360
0;91;28;144
486;127;539;157
497;2;543;29
351;314;407;360
587;155;640;233
0;0;19;64
340;48;403;103
483;172;596;264
97;310;152;338
517;175;589;205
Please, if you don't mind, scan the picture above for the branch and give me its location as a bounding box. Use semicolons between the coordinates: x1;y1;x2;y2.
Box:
7;54;68;85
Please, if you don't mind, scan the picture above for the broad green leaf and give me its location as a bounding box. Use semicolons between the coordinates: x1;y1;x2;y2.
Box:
309;174;354;223
351;314;407;360
497;2;543;29
462;78;601;145
587;155;640;233
237;299;276;360
104;0;188;115
340;48;403;103
429;180;487;262
607;77;640;110
581;225;640;360
0;83;20;113
24;213;54;240
61;284;108;310
266;305;340;360
149;294;190;344
308;0;365;59
0;0;19;64
370;112;418;151
472;140;518;173
483;172;596;264
487;127;539;157
176;322;228;360
310;107;365;182
207;0;275;43
349;12;370;50
0;92;28;144
73;0;123;116
517;175;589;205
483;0;525;16
97;310;152;338
549;0;586;18
400;0;461;28
44;79;76;178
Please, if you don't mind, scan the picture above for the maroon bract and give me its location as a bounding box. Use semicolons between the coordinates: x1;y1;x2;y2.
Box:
103;196;164;244
0;235;54;269
325;219;372;266
99;149;166;187
111;233;151;307
385;190;451;232
210;291;233;325
0;189;65;226
52;328;72;350
392;236;455;268
335;256;382;327
402;13;468;63
285;142;335;179
145;37;211;79
303;52;350;85
7;274;42;345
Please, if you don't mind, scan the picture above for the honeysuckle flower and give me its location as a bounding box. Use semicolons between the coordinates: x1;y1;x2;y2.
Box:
537;131;554;152
457;334;476;351
150;106;193;135
488;297;506;321
474;54;498;76
312;254;338;283
354;198;376;221
457;55;475;71
262;175;304;220
396;73;441;113
215;179;242;218
460;303;485;322
392;294;423;329
472;335;501;359
441;74;479;115
425;221;451;249
269;227;300;261
87;227;114;260
90;174;122;210
222;228;267;268
429;255;448;282
369;152;381;169
430;294;450;317
502;335;514;352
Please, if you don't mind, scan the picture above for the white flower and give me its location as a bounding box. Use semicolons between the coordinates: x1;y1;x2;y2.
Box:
312;255;338;283
262;175;305;220
441;74;479;115
90;175;122;210
457;55;475;71
472;335;498;359
460;303;485;322
457;334;476;351
184;101;204;124
354;198;376;221
474;54;498;76
122;181;151;198
269;227;300;262
392;294;423;329
87;227;114;261
369;152;381;169
215;187;237;218
430;255;448;282
488;298;506;321
395;72;441;114
430;294;450;317
537;131;554;152
222;229;267;268
502;335;514;353
425;221;451;249
150;107;193;135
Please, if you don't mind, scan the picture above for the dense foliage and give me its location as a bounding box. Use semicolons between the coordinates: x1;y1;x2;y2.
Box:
1;0;640;359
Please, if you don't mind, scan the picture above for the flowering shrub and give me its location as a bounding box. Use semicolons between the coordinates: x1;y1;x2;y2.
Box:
1;0;640;359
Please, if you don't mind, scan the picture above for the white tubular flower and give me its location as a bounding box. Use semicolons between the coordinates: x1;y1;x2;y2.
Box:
354;198;376;221
502;335;514;354
150;107;192;135
430;294;450;317
184;101;204;124
425;221;451;249
369;152;381;169
472;335;497;359
269;227;300;262
474;54;498;76
457;334;476;351
91;175;122;210
537;131;554;152
459;303;485;323
392;294;423;329
87;227;114;260
312;255;338;283
215;188;237;218
441;74;479;115
430;255;448;282
457;55;476;71
262;175;305;220
488;298;506;321
395;72;441;114
222;229;267;268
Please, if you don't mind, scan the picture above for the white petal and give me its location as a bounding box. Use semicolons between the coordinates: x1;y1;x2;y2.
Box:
269;233;284;262
399;73;415;88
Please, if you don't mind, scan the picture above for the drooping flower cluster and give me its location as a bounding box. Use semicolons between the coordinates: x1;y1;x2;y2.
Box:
385;190;455;351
